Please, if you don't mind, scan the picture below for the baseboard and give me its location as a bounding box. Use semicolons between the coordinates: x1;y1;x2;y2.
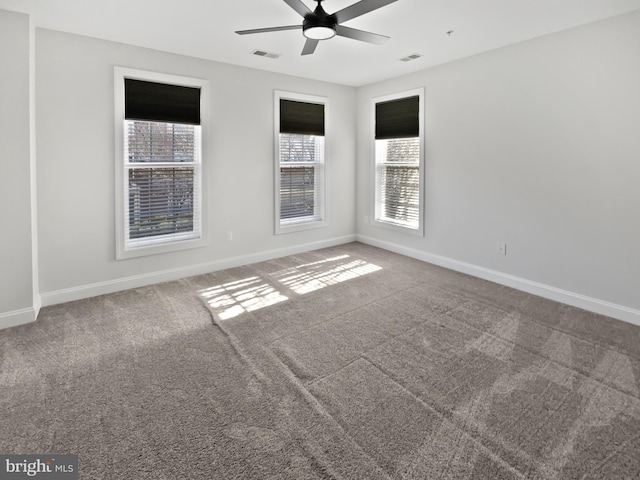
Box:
40;235;357;307
0;306;39;330
357;235;640;327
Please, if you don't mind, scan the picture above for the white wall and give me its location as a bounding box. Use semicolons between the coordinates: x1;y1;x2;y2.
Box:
356;10;640;322
0;9;38;328
35;29;356;304
2;8;639;329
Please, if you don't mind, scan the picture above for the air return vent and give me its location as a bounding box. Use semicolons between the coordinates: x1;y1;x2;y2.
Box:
251;49;280;59
399;53;423;62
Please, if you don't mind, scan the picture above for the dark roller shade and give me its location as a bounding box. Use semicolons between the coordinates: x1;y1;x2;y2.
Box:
375;95;419;139
125;78;201;125
280;99;325;136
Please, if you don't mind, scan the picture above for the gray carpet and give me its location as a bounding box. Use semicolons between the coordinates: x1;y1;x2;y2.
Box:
1;243;639;479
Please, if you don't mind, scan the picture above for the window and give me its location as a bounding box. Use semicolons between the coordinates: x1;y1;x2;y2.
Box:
373;89;424;234
114;68;208;259
275;91;327;234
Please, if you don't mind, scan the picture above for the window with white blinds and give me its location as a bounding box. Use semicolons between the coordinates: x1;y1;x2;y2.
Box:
375;137;420;227
373;90;424;235
275;92;327;234
279;134;324;220
115;68;208;259
125;121;200;242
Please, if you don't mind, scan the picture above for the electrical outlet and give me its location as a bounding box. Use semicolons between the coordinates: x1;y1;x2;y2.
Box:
364;216;369;224
497;241;507;255
226;231;233;241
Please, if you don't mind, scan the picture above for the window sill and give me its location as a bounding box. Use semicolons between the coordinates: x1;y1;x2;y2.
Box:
373;218;424;237
276;218;327;235
116;236;207;260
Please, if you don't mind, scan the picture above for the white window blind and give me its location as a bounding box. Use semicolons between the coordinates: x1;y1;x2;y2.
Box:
125;120;201;246
279;134;324;221
375;137;420;228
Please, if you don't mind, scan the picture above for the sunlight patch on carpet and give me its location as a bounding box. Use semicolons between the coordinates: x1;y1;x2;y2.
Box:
199;254;383;320
273;255;383;295
199;276;289;320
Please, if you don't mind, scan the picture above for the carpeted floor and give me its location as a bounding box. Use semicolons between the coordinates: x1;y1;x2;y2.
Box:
1;243;639;479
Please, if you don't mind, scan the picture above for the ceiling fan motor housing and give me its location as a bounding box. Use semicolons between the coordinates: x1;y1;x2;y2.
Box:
303;1;337;39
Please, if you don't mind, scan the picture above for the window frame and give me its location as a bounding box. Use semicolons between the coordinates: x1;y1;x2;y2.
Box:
371;88;425;236
274;90;328;235
114;67;209;259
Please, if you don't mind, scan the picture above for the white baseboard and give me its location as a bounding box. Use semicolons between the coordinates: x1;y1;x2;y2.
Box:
357;235;640;327
40;235;357;307
0;306;39;330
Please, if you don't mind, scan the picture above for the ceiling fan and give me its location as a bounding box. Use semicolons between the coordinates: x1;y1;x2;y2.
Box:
235;0;398;55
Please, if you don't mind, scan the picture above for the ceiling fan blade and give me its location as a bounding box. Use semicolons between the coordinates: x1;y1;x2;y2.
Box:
301;38;320;55
334;0;398;23
335;25;389;45
235;25;302;35
283;0;312;17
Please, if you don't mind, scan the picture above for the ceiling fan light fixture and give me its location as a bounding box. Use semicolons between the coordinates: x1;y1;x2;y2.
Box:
303;25;336;40
303;2;337;41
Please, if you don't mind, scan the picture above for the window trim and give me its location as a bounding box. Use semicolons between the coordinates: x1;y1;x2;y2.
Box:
114;67;209;259
274;90;328;235
371;88;425;236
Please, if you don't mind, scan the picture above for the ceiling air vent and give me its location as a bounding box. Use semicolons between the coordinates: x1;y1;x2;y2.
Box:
251;49;280;59
399;53;423;62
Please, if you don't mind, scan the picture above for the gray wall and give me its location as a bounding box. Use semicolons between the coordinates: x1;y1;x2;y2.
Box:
34;29;356;305
0;10;37;327
356;11;640;320
2;8;639;328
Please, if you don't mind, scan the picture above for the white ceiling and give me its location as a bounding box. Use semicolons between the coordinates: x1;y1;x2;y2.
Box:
3;0;640;86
